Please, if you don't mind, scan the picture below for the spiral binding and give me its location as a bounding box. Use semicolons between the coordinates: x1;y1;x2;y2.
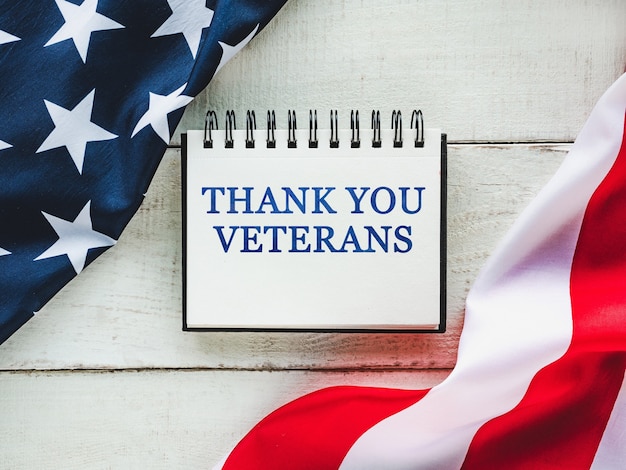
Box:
287;110;297;148
391;110;402;148
330;110;339;148
204;109;425;149
371;110;381;148
245;110;256;148
309;110;318;148
351;110;360;148
203;110;218;148
224;110;235;149
266;110;276;148
411;109;424;148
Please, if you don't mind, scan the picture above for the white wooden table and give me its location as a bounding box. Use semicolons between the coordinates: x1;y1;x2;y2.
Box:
2;1;625;467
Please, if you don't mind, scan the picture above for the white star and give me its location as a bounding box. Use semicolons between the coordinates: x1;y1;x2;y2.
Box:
151;0;214;59
36;89;117;174
0;247;10;256
215;24;259;75
0;30;20;44
0;140;11;150
131;83;193;143
45;0;124;63
35;201;116;274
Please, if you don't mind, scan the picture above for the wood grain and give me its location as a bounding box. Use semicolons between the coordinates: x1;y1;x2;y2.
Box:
0;369;449;469
175;0;626;144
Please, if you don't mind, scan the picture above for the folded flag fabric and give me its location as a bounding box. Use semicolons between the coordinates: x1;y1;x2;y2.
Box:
0;0;286;345
216;73;626;469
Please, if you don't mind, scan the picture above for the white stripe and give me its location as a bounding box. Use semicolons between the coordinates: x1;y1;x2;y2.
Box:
340;74;626;469
590;370;626;470
212;455;227;470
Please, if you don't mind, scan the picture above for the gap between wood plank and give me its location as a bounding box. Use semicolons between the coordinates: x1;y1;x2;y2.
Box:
166;140;574;149
0;366;455;374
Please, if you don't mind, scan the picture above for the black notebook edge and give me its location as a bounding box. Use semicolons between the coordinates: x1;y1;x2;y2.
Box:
181;132;448;334
181;132;190;331
439;133;448;333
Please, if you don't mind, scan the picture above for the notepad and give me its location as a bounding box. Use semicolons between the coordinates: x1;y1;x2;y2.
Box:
182;110;446;332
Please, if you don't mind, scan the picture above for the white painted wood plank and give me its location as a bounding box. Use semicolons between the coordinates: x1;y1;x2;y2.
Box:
0;369;449;470
174;0;626;144
0;144;566;370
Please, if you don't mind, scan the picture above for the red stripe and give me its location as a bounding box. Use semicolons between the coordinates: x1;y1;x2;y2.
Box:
221;385;428;470
461;114;626;469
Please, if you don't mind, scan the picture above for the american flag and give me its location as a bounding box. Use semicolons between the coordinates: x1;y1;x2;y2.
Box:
216;75;626;468
0;0;286;344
